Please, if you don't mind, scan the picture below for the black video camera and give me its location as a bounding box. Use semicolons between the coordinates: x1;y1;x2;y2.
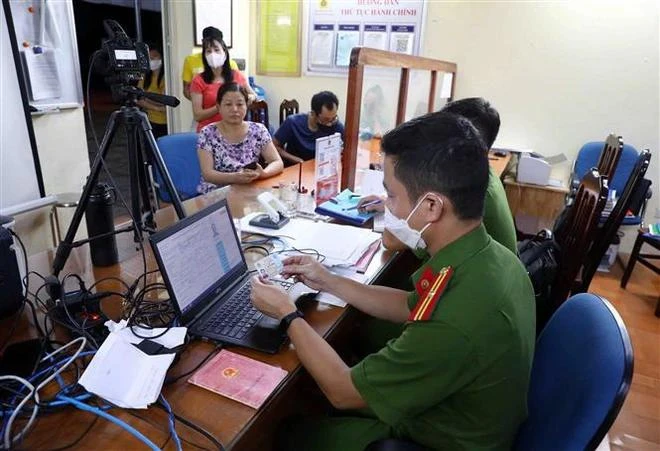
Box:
96;20;149;87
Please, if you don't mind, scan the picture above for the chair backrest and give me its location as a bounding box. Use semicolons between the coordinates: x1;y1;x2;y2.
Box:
279;99;299;126
552;169;608;307
596;134;623;183
247;100;269;129
575;136;636;195
155;133;201;202
578;149;652;292
513;293;633;451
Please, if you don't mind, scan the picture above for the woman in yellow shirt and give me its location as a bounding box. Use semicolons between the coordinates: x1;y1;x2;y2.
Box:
138;44;167;139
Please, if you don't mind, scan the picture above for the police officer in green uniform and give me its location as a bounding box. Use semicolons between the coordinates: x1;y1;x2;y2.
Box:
360;97;517;255
358;97;519;355
250;111;536;450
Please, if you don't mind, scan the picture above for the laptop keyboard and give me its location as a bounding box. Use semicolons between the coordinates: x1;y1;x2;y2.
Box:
201;279;294;340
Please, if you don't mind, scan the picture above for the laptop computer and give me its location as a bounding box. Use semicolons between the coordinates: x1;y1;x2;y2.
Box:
149;199;310;354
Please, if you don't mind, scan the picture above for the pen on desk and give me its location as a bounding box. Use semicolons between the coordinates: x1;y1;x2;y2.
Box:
328;198;339;204
344;199;382;211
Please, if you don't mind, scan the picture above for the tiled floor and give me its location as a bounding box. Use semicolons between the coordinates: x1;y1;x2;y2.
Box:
590;258;660;450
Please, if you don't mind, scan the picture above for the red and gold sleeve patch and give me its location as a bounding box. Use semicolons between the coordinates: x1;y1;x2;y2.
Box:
408;266;453;322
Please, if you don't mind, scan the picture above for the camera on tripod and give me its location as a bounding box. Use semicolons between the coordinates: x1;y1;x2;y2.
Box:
95;20;150;102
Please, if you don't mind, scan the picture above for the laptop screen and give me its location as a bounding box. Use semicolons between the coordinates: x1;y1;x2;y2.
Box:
150;200;246;317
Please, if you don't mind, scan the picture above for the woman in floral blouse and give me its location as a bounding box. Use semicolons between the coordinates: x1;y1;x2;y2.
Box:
197;83;283;194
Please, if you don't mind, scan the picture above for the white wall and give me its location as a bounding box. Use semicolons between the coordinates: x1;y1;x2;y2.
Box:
422;0;660;219
16;108;89;255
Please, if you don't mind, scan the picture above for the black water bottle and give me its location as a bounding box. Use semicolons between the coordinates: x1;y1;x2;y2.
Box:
85;184;118;266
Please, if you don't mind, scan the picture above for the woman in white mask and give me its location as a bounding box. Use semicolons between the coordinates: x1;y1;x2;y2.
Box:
190;36;256;133
137;44;168;139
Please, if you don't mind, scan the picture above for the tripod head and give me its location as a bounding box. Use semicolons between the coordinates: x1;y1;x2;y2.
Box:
111;85;180;108
94;20;180;107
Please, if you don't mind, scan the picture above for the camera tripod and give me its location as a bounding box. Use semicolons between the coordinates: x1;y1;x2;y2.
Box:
51;86;186;277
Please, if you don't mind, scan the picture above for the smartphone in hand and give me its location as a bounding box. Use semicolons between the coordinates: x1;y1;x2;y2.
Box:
243;161;258;170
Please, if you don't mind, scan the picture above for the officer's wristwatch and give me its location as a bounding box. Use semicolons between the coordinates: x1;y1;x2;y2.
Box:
279;310;304;333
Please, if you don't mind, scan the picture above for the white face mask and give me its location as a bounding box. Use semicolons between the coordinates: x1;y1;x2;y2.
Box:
383;195;435;251
149;59;162;71
206;52;226;69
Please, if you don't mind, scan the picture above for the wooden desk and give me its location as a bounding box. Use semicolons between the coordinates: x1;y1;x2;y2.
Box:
504;177;570;231
12;161;405;450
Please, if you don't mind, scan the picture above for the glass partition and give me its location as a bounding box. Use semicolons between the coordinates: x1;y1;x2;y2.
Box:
342;48;457;191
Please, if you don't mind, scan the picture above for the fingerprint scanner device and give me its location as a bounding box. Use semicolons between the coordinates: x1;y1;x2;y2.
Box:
249;192;290;229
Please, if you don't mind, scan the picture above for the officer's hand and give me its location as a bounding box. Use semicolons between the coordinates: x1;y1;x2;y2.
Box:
357;195;385;213
281;255;333;292
251;276;296;320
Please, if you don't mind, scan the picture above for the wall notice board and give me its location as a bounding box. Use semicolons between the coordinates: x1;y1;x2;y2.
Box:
257;0;302;76
7;0;83;111
307;0;426;75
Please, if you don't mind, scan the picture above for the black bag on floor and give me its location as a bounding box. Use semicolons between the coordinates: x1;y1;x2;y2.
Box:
517;229;560;331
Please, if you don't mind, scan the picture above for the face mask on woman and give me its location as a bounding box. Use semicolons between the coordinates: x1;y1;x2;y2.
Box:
149;59;162;71
206;52;226;69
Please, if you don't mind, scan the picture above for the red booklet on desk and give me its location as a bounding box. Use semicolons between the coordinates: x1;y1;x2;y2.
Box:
188;350;287;409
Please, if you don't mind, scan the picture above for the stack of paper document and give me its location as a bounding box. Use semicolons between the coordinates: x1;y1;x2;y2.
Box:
241;213;381;267
79;320;187;409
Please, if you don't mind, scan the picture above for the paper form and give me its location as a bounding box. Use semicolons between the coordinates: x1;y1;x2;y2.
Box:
23;49;61;101
335;25;360;66
389;25;414;55
310;24;334;65
363;25;387;51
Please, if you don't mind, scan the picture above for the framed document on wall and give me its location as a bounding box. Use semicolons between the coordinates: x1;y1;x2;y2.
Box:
256;0;301;76
193;0;232;48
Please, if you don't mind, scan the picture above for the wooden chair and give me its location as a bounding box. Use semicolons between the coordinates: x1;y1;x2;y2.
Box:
596;134;624;182
568;134;624;202
551;169;608;310
279;99;299;126
247;100;269;129
621;229;660;317
574;149;652;294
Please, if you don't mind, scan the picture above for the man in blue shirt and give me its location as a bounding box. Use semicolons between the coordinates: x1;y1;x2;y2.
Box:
273;91;345;164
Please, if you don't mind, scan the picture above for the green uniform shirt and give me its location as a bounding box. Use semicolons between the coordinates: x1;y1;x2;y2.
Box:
351;225;536;450
484;167;517;254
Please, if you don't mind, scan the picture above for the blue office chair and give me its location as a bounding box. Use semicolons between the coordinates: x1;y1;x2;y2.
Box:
513;293;633;451
154;133;201;202
573;140;638;200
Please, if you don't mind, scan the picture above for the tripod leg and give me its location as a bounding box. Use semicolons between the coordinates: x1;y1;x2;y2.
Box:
125;117;146;243
135;125;157;231
52;111;122;277
138;114;186;219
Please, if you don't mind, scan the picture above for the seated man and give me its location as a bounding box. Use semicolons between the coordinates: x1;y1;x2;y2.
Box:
273;91;345;164
361;97;517;255
251;112;536;450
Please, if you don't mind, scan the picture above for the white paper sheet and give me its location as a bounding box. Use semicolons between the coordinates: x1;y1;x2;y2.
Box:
310;30;334;65
335;30;360;66
23;49;61;100
79;321;187;409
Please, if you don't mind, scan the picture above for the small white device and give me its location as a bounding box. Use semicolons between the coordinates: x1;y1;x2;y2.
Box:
517;154;551;186
257;192;289;222
249;192;290;229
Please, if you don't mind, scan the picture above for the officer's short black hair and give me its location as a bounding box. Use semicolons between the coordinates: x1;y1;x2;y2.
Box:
441;97;500;149
311;91;339;115
381;111;489;220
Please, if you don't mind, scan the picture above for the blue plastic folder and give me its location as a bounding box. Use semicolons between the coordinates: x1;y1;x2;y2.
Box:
315;189;375;226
